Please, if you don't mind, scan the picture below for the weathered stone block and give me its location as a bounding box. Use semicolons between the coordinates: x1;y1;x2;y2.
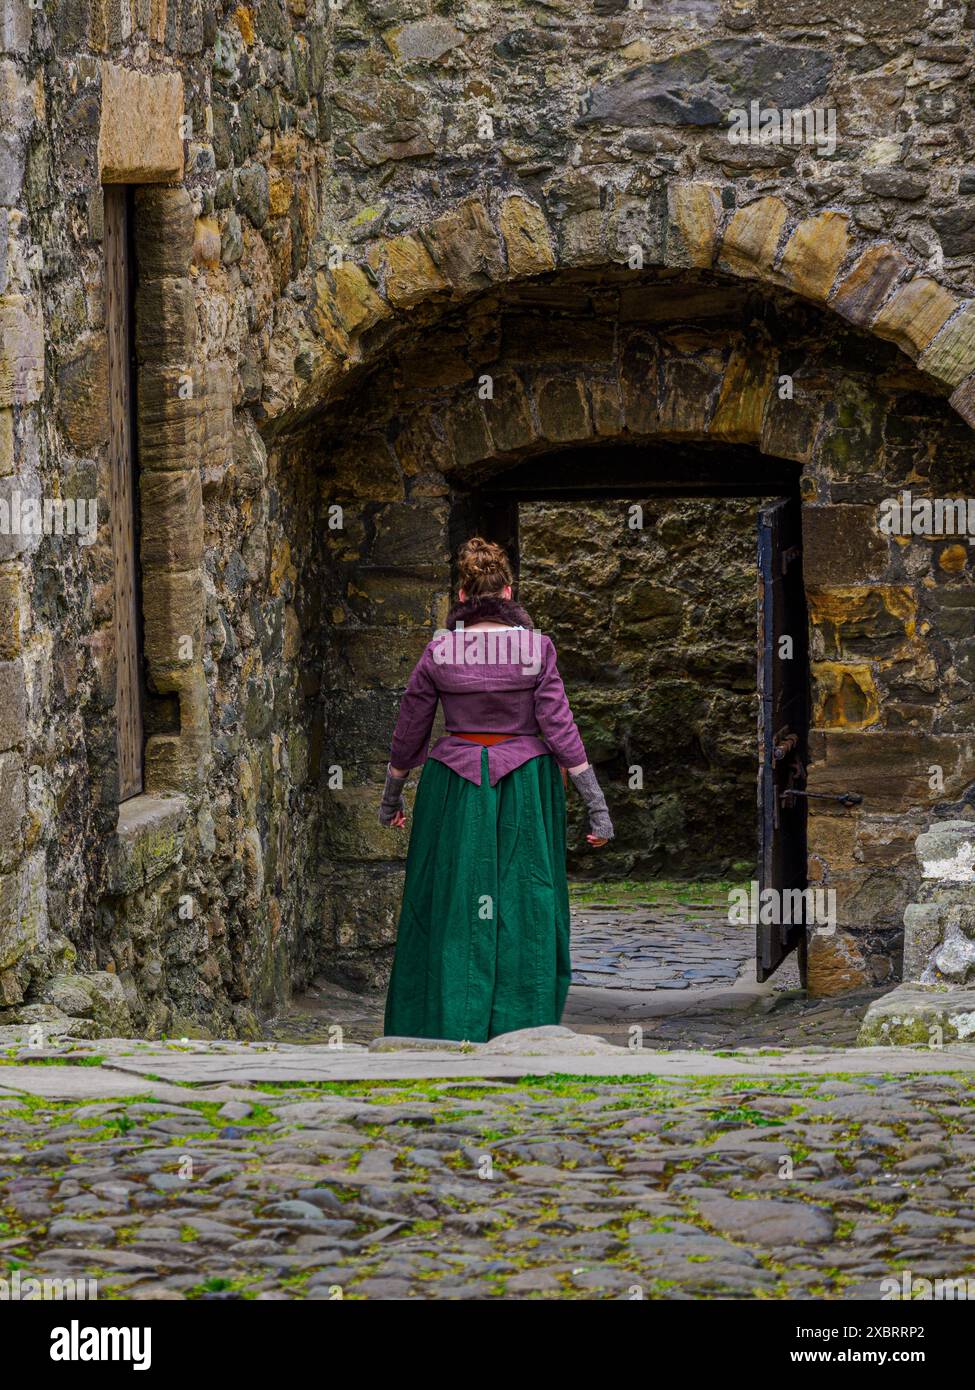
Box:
619;331;662;436
806;927;872;995
0;0;31;56
807;812;858;875
532;373;591;444
0;563;24;657
138;365;203;470
718;197;787;280
135;278;197;366
58;335;109;455
0;657;25;750
654;353;717;437
871;277;958;359
322;783;409;862
917;302;975;388
203;358;234;492
802;505;889;585
332;630;428;689
322;691;405;763
420;198;504;294
589;376;624;437
105;793;188;895
902;902;944;982
315;864;403;976
858;984;975;1046
382;17;465;63
500;195;556;278
372;233;447;309
0;852;45;971
144;732;208;796
368;502;448;567
0;57;34;208
346;571;442;627
331;436;403;501
615;580;683;639
133;186;194;277
807;731;975;812
808;586;914;660
41;971;132;1034
709;349;774;442
0;748;23;870
916;821;975;880
481;373;537;455
777;211;851;303
666;182;721;268
579;40;832;129
811;660;880;730
830;242;910;328
0;293;43;405
761;393;823;465
929;589;975;641
143;570;206;669
0;408;12;475
558;208;609;269
317;262;390;341
140;469;204;571
949;372;975;428
98;63;184;184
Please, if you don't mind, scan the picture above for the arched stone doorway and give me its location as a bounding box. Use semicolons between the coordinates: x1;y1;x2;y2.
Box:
265;257;975;1017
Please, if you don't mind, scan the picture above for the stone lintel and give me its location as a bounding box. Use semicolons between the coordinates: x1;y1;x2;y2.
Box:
98;63;184;185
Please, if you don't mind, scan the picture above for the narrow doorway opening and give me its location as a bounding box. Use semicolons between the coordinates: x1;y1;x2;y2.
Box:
455;443;829;1048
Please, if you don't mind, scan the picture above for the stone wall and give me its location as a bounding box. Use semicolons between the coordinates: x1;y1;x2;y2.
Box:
3;1;975;1031
519;498;759;879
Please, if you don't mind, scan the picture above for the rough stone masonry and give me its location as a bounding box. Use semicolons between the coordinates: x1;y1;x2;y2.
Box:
2;0;975;1038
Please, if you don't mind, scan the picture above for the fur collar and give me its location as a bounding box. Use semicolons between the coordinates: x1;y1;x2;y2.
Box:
445;594;534;631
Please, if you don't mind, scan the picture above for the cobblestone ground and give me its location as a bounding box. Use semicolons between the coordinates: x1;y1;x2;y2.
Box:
569;902;747;991
1;884;940;1302
270;886;887;1051
2;1072;975;1300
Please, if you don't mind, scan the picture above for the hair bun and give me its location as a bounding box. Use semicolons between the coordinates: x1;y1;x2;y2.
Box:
457;535;513;599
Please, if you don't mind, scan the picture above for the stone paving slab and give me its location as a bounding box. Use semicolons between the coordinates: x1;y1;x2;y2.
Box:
0;1068;202;1101
31;1040;975;1090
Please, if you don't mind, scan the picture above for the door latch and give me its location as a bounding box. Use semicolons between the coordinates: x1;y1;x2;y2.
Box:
781;788;863;809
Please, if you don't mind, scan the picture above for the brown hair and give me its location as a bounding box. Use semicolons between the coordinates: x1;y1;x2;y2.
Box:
456;536;513;599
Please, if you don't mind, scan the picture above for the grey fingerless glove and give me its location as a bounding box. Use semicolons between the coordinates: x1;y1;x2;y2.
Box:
569;766;614;840
379;765;407;826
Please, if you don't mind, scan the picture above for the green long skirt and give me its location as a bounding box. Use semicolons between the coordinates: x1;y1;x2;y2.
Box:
384;748;572;1043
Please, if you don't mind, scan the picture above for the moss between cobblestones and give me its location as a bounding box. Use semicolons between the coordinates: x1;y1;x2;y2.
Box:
3;1074;974;1300
0;1054;107;1066
568;878;747;909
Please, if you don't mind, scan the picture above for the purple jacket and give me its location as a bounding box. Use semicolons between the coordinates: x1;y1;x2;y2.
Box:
388;626;588;786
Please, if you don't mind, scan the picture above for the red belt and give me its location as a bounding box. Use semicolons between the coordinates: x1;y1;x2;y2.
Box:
452;732;515;746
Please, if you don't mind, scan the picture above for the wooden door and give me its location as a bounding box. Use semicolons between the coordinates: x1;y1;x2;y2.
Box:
104;186;144;802
757;496;809;983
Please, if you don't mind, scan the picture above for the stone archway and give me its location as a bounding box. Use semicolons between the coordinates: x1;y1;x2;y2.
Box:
268;258;975;1005
259;187;975;435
